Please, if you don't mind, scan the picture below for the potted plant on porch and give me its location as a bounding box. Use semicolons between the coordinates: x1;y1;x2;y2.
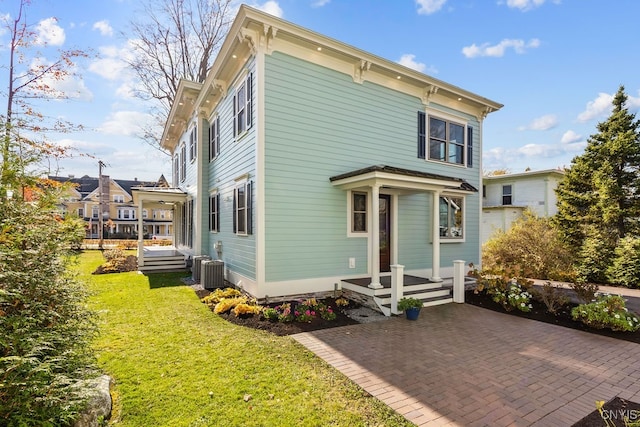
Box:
398;297;423;320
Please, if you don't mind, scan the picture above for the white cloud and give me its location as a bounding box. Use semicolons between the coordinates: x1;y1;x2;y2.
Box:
502;0;560;12
93;20;114;37
577;92;613;122
252;1;284;17
397;54;426;72
89;43;139;99
416;0;447;15
98;111;154;136
483;137;585;169
518;114;557;131
462;38;540;58
35;17;65;46
312;0;330;7
560;130;582;144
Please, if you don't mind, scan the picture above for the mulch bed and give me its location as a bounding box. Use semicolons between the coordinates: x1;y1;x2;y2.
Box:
571;397;640;426
195;289;359;336
464;289;640;345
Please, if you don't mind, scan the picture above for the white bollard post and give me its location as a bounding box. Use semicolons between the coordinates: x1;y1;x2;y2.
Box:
453;260;465;303
390;264;404;315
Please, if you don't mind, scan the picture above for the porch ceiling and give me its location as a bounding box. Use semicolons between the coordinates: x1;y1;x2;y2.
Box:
131;187;187;205
329;164;478;193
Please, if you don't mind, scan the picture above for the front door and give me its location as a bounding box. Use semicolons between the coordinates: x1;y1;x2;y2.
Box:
379;195;391;272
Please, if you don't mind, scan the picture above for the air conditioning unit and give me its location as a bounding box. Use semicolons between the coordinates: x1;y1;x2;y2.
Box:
202;260;225;290
192;255;211;283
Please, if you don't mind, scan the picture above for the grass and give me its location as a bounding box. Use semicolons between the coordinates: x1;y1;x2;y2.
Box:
78;251;411;427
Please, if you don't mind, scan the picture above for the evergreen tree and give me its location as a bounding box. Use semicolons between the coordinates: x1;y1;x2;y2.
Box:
555;86;640;250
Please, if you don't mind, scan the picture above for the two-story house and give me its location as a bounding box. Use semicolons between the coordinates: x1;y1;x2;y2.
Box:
137;6;502;313
50;174;174;240
481;169;565;244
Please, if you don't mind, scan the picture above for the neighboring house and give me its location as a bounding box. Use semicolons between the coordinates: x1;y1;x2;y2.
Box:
50;174;174;240
136;5;502;312
481;169;565;244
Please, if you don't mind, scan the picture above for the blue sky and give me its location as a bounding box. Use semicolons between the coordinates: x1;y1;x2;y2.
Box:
2;0;639;181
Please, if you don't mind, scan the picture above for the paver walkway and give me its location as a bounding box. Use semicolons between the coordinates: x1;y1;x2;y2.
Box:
292;304;640;426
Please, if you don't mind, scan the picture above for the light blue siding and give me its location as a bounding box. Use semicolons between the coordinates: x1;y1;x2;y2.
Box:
205;60;257;280
264;51;480;281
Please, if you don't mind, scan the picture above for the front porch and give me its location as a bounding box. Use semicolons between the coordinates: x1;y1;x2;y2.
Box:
137;245;187;273
340;263;472;316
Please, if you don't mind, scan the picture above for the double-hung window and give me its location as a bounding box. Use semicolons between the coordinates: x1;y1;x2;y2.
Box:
209;192;220;232
233;181;252;235
502;185;513;205
439;196;464;239
233;73;253;138
418;112;473;166
352;192;367;233
209;116;220;161
173;154;180;185
189;126;197;161
180;143;186;182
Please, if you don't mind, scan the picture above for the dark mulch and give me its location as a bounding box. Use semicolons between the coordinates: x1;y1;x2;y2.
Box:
196;289;360;336
464;289;640;345
571;396;640;426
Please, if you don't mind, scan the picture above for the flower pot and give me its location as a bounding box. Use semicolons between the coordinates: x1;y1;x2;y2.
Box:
405;307;421;320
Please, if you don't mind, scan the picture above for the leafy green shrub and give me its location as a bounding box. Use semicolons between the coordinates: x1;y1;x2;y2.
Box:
1;186;98;425
262;307;279;321
482;210;575;280
471;267;533;312
533;282;569;314
607;236;640;288
492;281;533;312
571;295;640;332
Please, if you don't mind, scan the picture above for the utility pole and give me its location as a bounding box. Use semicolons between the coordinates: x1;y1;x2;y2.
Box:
98;160;106;250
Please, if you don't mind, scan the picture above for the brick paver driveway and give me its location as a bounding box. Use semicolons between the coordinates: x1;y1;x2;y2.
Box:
292;304;640;426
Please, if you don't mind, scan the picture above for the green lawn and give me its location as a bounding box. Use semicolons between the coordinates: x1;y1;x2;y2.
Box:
79;251;411;427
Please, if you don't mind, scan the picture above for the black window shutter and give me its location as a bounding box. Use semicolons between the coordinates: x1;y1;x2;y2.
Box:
247;181;253;235
467;126;473;167
233;188;237;233
215;193;220;232
417;111;426;159
233;94;237;137
215;116;220;155
247;73;253;129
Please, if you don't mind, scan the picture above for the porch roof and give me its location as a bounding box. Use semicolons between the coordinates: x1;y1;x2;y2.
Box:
131;187;187;205
329;165;478;193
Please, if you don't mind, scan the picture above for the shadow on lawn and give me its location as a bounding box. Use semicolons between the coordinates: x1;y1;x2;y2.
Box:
144;271;190;289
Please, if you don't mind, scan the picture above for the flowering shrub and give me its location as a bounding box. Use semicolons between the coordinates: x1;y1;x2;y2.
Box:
571;295;640;332
213;297;246;314
492;282;533;312
233;303;263;317
295;308;315;323
202;288;242;307
260;298;341;323
335;296;350;307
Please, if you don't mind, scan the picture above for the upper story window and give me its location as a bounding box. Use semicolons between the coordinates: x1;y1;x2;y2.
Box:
418;112;473;167
189;126;197;161
233;73;253;138
117;208;136;220
439;196;464;239
92;206;99;219
233;180;252;235
113;195;124;203
173;154;179;186
142;209;148;219
78;208;84;217
209;115;220;161
180;143;186;182
502;185;513;205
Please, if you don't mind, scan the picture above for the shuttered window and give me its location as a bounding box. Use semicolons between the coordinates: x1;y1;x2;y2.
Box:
209;116;220;161
233;73;253;138
233;181;252;235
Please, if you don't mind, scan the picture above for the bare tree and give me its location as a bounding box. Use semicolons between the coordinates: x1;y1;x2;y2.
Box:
1;0;91;194
126;0;234;150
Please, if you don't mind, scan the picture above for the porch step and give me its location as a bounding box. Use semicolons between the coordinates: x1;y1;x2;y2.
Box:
139;255;186;272
373;284;453;316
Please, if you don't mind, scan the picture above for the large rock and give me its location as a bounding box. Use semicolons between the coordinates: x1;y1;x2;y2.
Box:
73;375;113;427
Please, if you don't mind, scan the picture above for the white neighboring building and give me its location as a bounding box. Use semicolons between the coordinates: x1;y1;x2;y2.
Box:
481;169;565;245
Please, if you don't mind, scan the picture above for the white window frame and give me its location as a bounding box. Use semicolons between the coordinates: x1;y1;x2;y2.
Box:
78;208;84;217
502;185;513;205
234;180;248;236
346;190;370;237
113;194;124;203
439;195;465;241
425;109;468;167
233;72;253;139
180;143;186;182
92;206;99;219
189;126;197;162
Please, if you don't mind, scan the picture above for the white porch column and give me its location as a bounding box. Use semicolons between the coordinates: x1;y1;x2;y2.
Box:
137;197;144;268
390;264;404;314
431;190;442;282
453;260;465;303
369;184;383;289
